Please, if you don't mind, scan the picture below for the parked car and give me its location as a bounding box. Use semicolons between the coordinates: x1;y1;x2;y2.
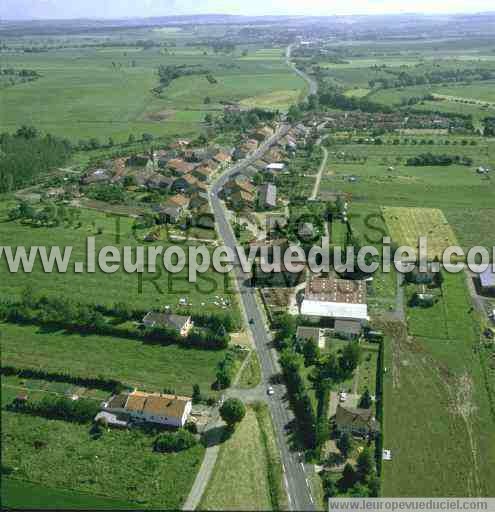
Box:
267;386;275;396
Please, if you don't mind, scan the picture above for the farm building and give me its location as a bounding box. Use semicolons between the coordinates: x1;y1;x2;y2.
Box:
142;312;193;337
100;390;192;428
300;275;368;323
335;404;379;437
265;163;286;172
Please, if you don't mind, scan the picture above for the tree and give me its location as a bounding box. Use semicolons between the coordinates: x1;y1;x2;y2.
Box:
302;338;320;367
204;96;211;104
356;447;374;483
220;398;246;430
358;389;372;409
192;384;202;404
320;472;338;498
142;133;154;143
127;134;136;144
338;463;357;492
339;341;361;375
154;429;197;453
337;432;353;458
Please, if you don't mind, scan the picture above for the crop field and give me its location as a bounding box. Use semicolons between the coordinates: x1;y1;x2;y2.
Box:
0;41;304;143
382;272;495;497
320;139;495;250
0;323;225;396
382;206;458;260
0;206;239;318
1;405;204;509
200;404;285;510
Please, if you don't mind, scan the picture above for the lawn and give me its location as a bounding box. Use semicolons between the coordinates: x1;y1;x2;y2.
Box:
1;408;204;509
200;404;285;510
238;352;262;389
381;273;495;497
382;206;458;260
0;323;226;396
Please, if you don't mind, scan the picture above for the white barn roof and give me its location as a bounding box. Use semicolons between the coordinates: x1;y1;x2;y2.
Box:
301;299;368;321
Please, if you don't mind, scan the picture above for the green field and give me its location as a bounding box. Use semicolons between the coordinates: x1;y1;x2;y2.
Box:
1;478;136;510
2;406;204;509
381;273;495;497
200;404;285;510
0;323;225;396
0;206;239;317
320;138;495;251
0;42;304;143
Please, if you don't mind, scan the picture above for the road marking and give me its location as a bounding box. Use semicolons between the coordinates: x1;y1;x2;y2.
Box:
284;474;289;489
300;462;305;471
282;463;286;473
309;493;314;504
306;478;310;487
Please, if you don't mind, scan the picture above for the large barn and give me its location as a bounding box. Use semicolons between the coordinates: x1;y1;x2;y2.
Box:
300;275;368;323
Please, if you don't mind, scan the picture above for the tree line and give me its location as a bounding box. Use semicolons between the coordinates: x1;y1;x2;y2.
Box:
8;394;100;424
0;127;72;193
1;365;130;394
406;153;473;167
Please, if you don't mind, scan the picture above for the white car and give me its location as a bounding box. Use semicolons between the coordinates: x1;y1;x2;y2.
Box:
267;386;275;396
339;392;348;402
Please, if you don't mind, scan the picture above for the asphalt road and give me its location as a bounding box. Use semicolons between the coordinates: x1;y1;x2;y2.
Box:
209;128;317;511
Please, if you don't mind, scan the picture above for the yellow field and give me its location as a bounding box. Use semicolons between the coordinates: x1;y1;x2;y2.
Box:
240;89;301;110
382;206;458;260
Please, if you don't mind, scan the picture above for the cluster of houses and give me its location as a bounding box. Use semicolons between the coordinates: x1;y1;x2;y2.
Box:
221;124;309;212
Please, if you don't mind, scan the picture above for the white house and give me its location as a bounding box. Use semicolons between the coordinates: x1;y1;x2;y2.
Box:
101;390;192;428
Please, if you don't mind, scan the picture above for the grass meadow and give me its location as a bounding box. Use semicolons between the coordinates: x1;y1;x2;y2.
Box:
200;404;286;511
381;272;495;497
0;322;226;396
1;405;205;509
0;205;239;318
0;43;304;143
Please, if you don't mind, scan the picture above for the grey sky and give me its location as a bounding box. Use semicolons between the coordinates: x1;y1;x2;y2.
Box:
1;0;494;20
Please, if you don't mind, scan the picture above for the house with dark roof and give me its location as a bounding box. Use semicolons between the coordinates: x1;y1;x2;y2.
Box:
296;326;321;345
480;267;495;293
258;183;277;209
142;312;193;337
335;404;379;437
334;319;362;340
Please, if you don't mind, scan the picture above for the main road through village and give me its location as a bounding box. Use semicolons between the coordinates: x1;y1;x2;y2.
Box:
209;128;317;511
207;47;318;510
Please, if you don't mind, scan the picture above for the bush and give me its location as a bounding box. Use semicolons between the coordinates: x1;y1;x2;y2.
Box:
154;429;197;453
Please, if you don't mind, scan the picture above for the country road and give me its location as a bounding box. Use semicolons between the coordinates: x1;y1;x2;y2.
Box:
185;42;318;512
310;134;329;200
286;44;318;97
